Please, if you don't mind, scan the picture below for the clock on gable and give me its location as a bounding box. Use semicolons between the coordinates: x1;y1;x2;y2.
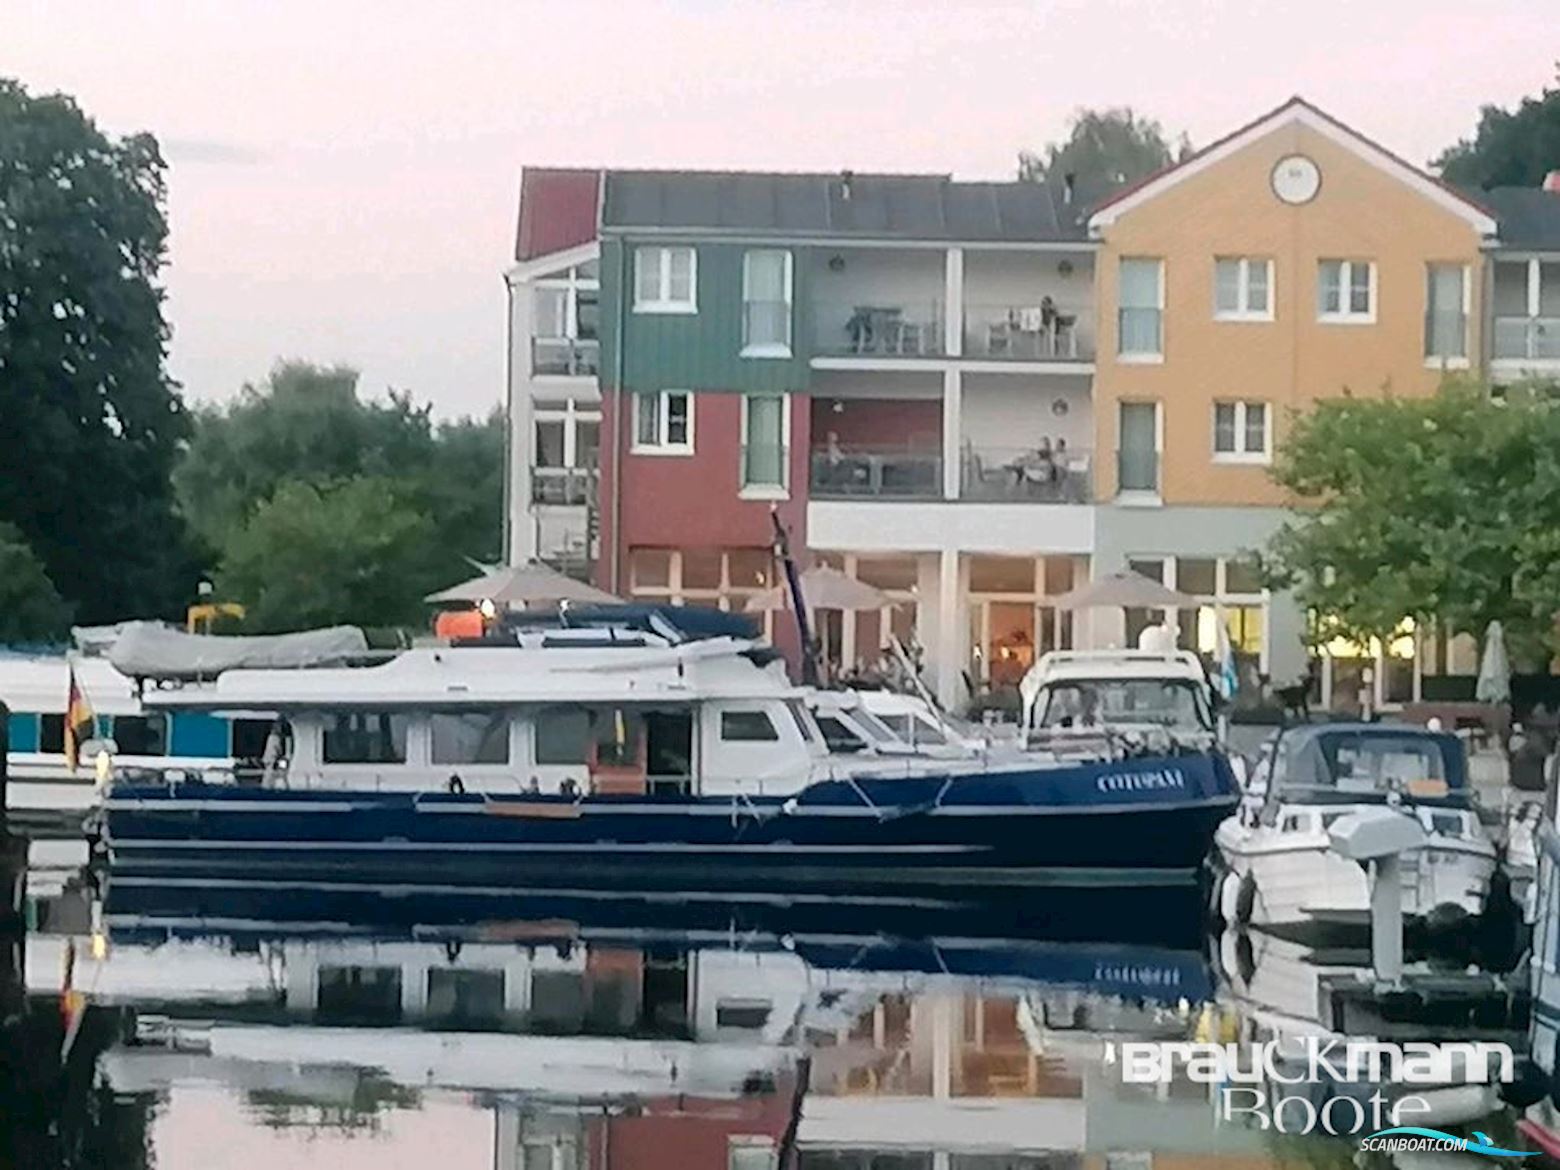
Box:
1271;154;1321;205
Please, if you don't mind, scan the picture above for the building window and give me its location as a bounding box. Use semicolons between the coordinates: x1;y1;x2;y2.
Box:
110;714;167;756
634;246;697;313
1117;401;1160;494
740;394;788;496
1318;259;1375;322
633;391;693;454
530;261;600;375
1123;556;1269;690
1212;401;1269;461
1425;263;1469;363
1118;258;1163;359
628;549;774;620
1214;257;1272;320
742;250;792;356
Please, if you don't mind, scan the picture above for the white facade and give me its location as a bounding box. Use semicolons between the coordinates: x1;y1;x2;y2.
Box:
505;241;602;572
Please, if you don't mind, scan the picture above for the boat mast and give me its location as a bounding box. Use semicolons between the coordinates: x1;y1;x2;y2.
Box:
770;506;819;687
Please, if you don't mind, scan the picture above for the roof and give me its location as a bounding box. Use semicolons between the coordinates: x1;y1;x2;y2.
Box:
1479;186;1560;251
1088;96;1498;238
514;167;601;262
601;170;1091;243
1029;649;1208;684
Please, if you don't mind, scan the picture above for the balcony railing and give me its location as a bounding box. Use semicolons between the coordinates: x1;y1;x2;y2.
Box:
810;444;942;499
531;337;600;377
1117;308;1162;358
531;466;598;506
961;445;1091;503
1117;448;1159;494
1424;310;1467;361
1493;316;1560;361
963;304;1090;360
813;301;945;358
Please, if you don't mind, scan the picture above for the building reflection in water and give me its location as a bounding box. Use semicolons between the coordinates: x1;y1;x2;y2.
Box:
2;866;1514;1170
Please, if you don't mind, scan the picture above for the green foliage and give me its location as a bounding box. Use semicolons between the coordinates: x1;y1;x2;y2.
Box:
0;77;194;623
179;361;506;630
0;522;71;644
1019;107;1191;193
1436;74;1560;188
1264;380;1560;661
214;477;440;632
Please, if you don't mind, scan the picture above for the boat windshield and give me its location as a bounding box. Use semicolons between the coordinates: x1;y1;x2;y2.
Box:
1279;732;1457;799
1036;678;1212;732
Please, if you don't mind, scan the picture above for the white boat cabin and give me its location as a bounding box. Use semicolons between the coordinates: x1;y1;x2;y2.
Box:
139;633;830;798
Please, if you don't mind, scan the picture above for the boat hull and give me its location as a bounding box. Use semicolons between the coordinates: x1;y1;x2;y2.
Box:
102;755;1238;892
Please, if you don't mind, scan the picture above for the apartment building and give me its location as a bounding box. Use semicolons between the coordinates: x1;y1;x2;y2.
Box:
503;99;1560;715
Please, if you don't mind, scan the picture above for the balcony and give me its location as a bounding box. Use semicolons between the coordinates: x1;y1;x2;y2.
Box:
961;445;1091;503
1117;448;1159;495
531;466;597;506
1493;316;1560;361
531;337;600;377
963;304;1092;362
813;301;945;359
810;443;942;499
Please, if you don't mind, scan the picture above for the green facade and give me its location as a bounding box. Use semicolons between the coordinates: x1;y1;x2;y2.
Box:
599;238;813;394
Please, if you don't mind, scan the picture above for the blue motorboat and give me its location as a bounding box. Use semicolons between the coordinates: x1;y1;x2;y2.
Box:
96;608;1238;891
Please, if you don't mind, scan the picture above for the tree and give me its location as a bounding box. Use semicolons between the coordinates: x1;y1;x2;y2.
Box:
1435;75;1560;189
1263;381;1560;665
0;523;71;644
0;78;194;623
175;362;504;599
1019;107;1190;195
213;477;440;632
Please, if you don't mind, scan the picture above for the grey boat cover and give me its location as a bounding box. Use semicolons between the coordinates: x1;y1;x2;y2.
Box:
108;621;368;681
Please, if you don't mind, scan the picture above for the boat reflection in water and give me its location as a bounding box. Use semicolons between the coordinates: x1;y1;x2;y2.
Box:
10;873;1267;1168
18;870;1528;1169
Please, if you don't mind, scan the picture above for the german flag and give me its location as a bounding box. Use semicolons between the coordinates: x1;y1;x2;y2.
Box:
64;667;95;772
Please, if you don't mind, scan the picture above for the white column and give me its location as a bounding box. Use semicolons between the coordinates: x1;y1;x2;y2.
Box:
1529;258;1542;318
943;246;964;357
506;275;538;564
936;550;964;709
941;367;962;500
842;553;859;668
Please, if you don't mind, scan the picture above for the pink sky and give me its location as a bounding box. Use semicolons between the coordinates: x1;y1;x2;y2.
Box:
3;0;1553;416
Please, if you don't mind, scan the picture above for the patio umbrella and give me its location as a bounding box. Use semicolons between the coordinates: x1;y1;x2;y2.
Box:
745;565;892;614
1049;570;1199;611
1475;619;1512;705
425;560;618;608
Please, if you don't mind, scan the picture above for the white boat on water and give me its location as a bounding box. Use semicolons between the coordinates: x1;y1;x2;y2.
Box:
1019;647;1222;756
1213;723;1497;933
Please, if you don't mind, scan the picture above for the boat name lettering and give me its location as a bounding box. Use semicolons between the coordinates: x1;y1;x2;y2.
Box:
1096;767;1187;794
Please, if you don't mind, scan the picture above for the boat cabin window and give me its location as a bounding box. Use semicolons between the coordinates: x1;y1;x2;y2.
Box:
535;707;591;764
785;699;821;745
1036;679;1212;732
644;709;694;792
316;966;404;1026
715;997;773;1030
426;968;506;1029
322;712;409;765
431;710;511;765
720;711;779;742
38;713;65;754
846;706;901;746
230;717;274;760
111;713;167;756
891;713;949;747
814;714;867;754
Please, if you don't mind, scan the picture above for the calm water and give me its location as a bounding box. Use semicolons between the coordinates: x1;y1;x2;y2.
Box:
0;832;1537;1170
